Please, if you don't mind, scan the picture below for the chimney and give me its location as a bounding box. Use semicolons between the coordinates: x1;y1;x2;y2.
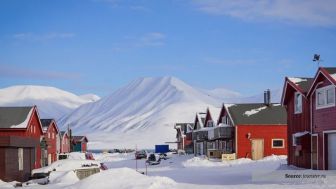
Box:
264;89;271;106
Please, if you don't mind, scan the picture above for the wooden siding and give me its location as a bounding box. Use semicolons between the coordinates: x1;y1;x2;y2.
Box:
61;134;70;153
236;125;287;159
0;108;43;169
310;76;336;170
284;85;311;169
44;122;59;164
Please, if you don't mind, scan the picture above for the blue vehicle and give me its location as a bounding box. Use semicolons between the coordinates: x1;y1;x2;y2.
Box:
155;145;169;154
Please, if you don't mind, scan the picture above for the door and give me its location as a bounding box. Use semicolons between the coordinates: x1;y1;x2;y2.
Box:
312;135;318;169
251;139;264;160
328;133;336;170
48;154;52;165
199;142;204;155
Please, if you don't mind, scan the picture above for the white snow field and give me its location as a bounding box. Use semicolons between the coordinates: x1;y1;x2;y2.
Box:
0;85;100;119
1;153;334;189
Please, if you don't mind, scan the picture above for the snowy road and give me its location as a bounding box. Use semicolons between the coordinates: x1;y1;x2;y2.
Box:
1;153;335;189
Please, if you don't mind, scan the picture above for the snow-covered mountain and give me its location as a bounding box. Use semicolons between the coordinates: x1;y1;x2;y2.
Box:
0;85;100;119
59;77;225;149
59;76;281;149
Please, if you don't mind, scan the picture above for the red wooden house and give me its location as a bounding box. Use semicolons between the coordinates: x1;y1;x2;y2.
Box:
219;96;287;160
0;106;46;182
40;119;59;166
281;77;314;169
282;67;336;170
174;123;194;154
307;67;336;170
60;131;71;153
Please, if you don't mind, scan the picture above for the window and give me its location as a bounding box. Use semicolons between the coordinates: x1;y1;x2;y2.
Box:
316;85;335;109
294;92;302;114
48;133;50;138
52;133;54;139
18;148;23;171
207;120;214;127
221;115;231;125
272;139;284;148
327;87;335;104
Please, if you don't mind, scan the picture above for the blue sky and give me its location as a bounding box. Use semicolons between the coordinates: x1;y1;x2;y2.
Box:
1;0;336;97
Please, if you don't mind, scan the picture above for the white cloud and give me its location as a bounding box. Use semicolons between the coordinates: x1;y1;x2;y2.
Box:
13;32;75;41
192;0;336;27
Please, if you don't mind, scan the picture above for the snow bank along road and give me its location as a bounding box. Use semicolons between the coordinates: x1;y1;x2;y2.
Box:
0;153;335;189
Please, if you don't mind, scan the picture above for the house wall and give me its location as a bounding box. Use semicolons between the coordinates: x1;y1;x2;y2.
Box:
311;76;336;170
0;147;34;182
0;109;43;169
236;125;287;159
44;123;58;164
61;134;70;153
285;86;311;169
81;142;87;152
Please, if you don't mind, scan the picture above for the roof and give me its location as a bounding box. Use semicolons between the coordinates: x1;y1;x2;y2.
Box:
307;67;336;96
175;123;194;133
40;119;52;130
40;119;59;133
60;131;68;137
226;103;287;125
0;106;34;129
324;67;336;75
72;136;88;143
194;112;206;129
323;67;336;82
287;77;314;93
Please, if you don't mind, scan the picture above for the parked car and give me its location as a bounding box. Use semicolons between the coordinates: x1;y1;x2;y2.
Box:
135;150;147;159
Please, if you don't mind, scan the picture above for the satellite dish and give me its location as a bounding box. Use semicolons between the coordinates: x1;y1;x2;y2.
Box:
313;54;320;62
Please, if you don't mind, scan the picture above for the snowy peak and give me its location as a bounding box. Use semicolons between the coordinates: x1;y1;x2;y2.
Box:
0;85;99;119
80;94;101;102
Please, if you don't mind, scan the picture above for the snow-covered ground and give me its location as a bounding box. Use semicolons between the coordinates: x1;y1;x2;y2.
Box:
1;153;335;189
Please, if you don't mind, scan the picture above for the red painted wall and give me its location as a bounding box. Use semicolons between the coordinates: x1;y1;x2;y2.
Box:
236;125;287;159
0;107;43;169
44;122;58;163
61;134;70;153
310;75;336;170
283;83;311;169
81;142;87;152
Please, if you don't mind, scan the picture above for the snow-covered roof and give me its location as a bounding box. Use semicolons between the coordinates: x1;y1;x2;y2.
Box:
288;77;308;84
195;112;206;129
243;106;267;117
0;106;34;129
293;131;310;137
226;103;286;125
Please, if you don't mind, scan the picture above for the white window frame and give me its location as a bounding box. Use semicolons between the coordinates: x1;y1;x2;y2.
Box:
316;85;335;109
294;92;302;114
292;134;299;146
18;148;23;171
272;139;285;148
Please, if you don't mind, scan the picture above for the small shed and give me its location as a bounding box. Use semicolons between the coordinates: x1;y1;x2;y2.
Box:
72;136;88;152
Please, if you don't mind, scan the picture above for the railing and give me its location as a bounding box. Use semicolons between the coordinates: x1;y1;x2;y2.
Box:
217;127;234;139
192;130;208;141
192;127;234;141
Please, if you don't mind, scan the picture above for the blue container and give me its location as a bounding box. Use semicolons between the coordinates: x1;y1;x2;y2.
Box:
155;145;169;153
